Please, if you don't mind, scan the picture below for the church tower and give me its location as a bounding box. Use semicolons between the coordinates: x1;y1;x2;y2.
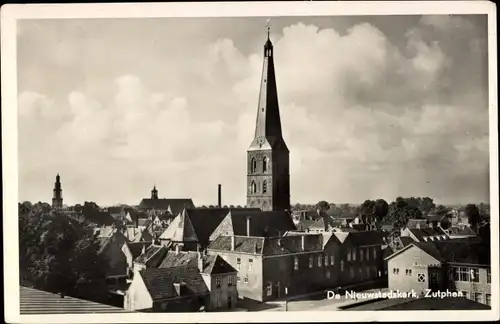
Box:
246;23;290;212
151;184;158;200
52;173;63;209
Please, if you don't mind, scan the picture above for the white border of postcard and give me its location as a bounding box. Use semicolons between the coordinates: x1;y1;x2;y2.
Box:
2;1;498;323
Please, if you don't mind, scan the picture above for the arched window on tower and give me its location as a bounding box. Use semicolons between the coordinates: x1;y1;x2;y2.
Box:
263;181;267;193
251;158;257;173
263;156;268;173
251;181;257;194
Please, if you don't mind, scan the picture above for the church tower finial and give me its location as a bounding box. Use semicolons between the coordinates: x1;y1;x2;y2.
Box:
266;19;271;40
151;183;158;200
246;26;290;212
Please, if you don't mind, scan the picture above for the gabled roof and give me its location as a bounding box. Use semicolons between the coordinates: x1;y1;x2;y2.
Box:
20;287;132;314
399;236;415;247
137;218;151;227
126;241;152;260
201;254;237;275
210;210;296;240
385;238;489;265
159;210;199;243
124;227;153;243
158;251;199;268
336;231;386;247
84;211;114;226
139;266;209;301
138;198;195;215
135;244;168;267
208;234;322;256
409;227;448;241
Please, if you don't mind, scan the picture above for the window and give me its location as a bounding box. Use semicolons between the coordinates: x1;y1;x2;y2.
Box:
266;282;272;296
324;255;328;266
294;256;299;270
326;270;331;279
330;255;335;265
350;267;355;278
474;293;482;303
360;249;364;261
309;256;313;268
393;268;400;275
373;247;377;259
487;268;491;283
244;277;249;283
406;269;412;276
366;248;370;261
250;181;257;194
340;260;344;271
347;249;351;261
366;267;370;278
228;276;234;286
417;273;426;283
318;255;322;267
251;158;257;173
359;268;363;279
352;249;356;261
248;259;253;271
263;157;268;172
262;181;267;193
236;258;241;270
455;267;480;282
216;276;221;288
237;276;240;282
486;294;491;306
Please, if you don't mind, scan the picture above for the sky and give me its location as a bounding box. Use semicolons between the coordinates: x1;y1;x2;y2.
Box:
17;15;490;207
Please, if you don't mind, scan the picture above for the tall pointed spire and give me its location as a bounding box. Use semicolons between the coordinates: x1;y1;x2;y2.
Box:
246;24;291;212
248;20;288;152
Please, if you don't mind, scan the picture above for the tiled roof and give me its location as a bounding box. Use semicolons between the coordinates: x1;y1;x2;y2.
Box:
185;208;243;246
399;236;415;247
135;244;168;267
159;210;199;243
137;218;150;227
426;214;444;222
409;227;448;241
124;227;153;243
20;286;131;314
138;198;195;215
343;231;387;247
126;241;153;259
210;210;296;240
449;226;477;236
107;206;123;214
158;251;199;268
139;267;209;301
295;219;316;231
208;234;322;255
415;238;488;265
202;254;237;274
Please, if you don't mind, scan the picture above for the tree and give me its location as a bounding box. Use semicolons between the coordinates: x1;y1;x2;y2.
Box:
434;205;452;218
19;209;109;303
315;201;330;213
440;216;452;230
420;197;436;216
373;199;389;222
465;203;481;228
359;200;376;224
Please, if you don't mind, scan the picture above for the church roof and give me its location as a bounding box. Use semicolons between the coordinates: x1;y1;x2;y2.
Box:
159;210;199;243
138;198;195;215
209;210;296;241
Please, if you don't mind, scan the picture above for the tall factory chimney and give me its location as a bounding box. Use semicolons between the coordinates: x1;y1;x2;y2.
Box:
218;184;222;208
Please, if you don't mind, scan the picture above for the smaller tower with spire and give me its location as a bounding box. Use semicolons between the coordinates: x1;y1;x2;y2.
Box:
151;184;158;200
52;173;63;209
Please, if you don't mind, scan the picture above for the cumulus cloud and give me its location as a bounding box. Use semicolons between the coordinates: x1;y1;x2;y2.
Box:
17;16;489;205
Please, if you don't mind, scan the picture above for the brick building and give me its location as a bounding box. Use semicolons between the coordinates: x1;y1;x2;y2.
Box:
207;233;324;301
385;238;491;306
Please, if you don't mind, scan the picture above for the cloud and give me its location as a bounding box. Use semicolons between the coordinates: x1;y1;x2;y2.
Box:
17;17;489;205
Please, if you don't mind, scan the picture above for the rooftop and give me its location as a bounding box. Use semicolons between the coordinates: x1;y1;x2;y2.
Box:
20;286;132;314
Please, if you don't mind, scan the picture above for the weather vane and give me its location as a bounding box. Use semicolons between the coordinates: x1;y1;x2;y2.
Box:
266;19;271;38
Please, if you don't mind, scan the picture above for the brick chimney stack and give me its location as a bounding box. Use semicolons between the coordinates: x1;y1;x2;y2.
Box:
218;184;222;208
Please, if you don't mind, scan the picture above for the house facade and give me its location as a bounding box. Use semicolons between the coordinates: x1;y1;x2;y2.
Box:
385;239;491;306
